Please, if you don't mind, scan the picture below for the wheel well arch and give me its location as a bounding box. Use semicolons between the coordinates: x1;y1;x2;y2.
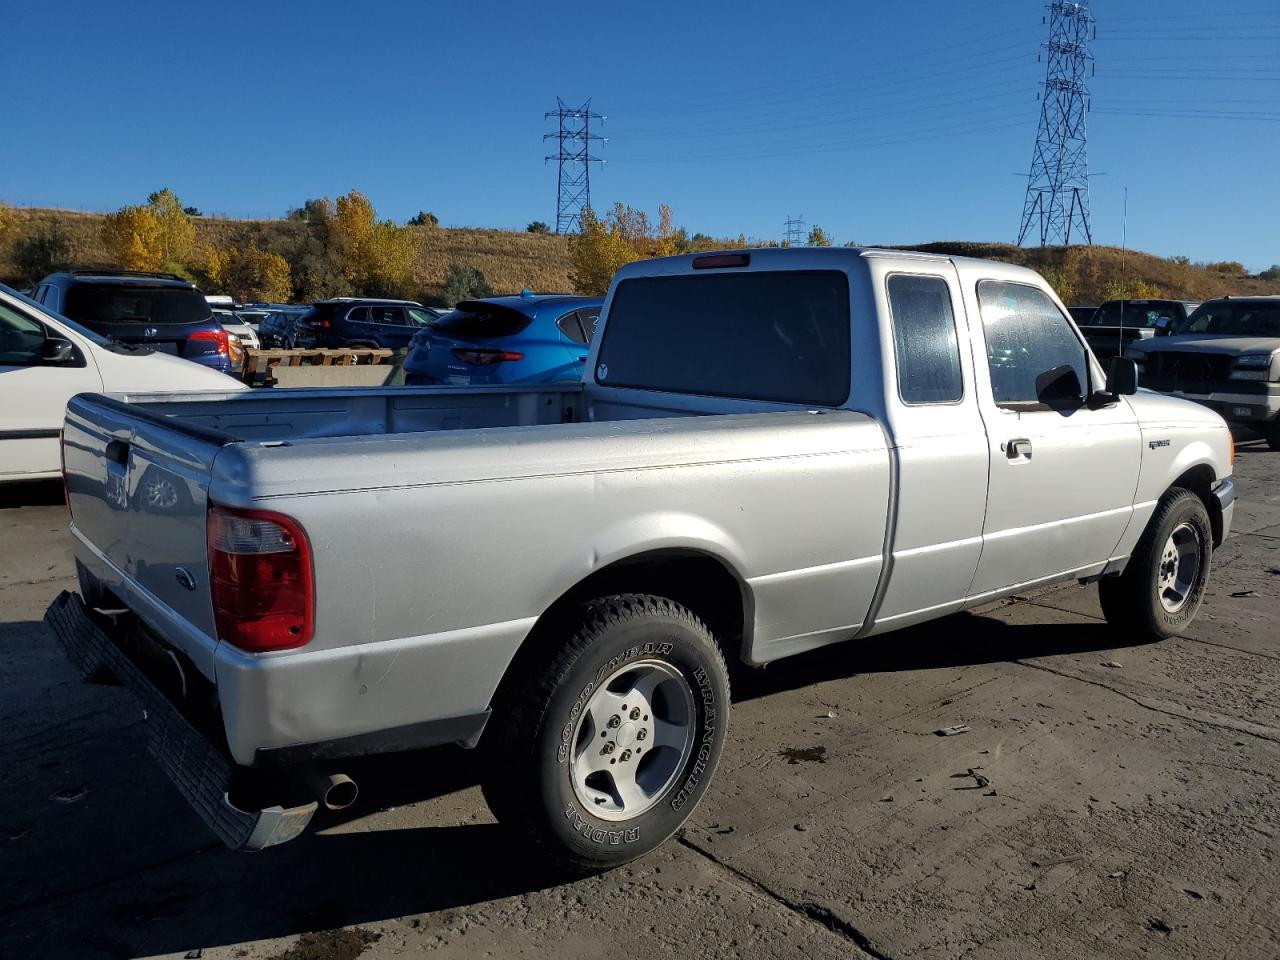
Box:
487;549;753;715
1171;463;1223;546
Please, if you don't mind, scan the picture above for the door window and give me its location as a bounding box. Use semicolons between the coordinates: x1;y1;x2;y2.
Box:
407;307;437;326
578;307;601;342
887;274;963;404
346;307;369;324
556;310;588;345
0;302;50;365
368;306;405;325
977;281;1090;409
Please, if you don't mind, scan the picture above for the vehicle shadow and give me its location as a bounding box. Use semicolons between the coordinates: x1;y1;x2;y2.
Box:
0;478;65;509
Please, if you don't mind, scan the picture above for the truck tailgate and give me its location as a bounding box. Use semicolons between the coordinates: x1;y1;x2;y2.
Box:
63;394;230;678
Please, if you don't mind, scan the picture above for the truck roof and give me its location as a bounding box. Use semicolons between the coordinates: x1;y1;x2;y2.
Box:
611;246;1048;286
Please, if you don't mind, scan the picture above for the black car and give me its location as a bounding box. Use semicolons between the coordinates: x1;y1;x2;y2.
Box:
256;306;312;348
32;270;232;372
1078;298;1200;357
292;298;442;350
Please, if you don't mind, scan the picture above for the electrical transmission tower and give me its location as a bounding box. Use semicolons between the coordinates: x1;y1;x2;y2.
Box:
544;98;606;234
783;214;806;247
1017;1;1095;247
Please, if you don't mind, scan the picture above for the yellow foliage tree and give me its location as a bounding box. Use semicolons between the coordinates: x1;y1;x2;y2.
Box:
100;188;195;272
569;202;683;295
206;243;292;302
331;189;417;296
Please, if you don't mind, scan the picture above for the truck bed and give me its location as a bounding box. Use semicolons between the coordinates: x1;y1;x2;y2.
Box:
95;383;586;442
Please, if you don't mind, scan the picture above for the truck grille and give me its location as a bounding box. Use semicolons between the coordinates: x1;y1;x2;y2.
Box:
1146;352;1231;387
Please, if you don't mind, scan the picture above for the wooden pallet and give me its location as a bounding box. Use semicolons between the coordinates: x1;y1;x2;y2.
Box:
241;348;395;386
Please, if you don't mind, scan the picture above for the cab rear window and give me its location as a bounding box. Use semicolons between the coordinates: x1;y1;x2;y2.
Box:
596;271;851;405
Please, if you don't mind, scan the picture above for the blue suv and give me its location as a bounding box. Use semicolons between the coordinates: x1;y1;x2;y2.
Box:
403;293;603;386
33;270;232;373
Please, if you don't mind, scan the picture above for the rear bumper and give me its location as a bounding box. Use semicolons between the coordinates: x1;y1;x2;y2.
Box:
43;591;316;851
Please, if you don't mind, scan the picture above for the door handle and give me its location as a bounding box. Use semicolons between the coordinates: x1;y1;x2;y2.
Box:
1005;438;1033;460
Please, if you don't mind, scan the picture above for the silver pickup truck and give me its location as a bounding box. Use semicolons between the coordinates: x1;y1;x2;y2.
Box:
47;247;1236;872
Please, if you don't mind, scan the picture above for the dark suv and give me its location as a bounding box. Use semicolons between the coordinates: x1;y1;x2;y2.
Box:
33;270;231;372
292;298;440;350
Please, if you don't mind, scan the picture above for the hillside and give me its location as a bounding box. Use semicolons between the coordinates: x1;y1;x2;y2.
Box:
3;207;1277;306
1;207;576;303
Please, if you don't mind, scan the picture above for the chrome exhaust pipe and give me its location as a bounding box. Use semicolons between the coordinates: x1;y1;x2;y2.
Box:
306;771;358;811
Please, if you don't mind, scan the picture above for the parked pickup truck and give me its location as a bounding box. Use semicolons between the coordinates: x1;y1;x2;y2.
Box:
1125;296;1280;450
1077;298;1199;358
47;248;1236;872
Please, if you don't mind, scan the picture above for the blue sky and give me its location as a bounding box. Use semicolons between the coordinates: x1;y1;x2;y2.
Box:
3;0;1277;268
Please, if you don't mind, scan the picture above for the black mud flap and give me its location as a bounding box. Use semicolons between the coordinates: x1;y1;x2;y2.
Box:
43;591;316;851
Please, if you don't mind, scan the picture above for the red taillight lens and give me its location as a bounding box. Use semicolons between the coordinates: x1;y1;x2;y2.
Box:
312;318;331;329
451;348;524;365
191;328;230;356
208;506;313;652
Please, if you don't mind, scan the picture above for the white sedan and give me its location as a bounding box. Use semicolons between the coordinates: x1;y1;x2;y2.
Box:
0;284;245;482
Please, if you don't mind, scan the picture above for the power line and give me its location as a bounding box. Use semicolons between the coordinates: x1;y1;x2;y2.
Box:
1018;0;1095;247
543;98;606;235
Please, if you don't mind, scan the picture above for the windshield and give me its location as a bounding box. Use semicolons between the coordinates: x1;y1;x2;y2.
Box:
0;283;113;346
1173;301;1280;337
1090;300;1182;330
65;283;212;325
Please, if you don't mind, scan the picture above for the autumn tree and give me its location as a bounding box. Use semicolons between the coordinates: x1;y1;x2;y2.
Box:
806;225;833;247
206;243;292;302
100;188;196;272
332;190;418;297
568;202;681;295
408;211;439;228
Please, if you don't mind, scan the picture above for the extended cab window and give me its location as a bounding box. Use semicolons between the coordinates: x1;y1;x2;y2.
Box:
887;274;962;404
597;271;850;405
978;281;1089;409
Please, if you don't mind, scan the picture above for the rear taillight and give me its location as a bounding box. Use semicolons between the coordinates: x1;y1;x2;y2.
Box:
451;348;524;366
208;506;313;652
191;328;230;356
311;318;331;329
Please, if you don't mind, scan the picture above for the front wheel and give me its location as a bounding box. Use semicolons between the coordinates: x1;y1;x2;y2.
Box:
481;594;730;874
1099;487;1213;640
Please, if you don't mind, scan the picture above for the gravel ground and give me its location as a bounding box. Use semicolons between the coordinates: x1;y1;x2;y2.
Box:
1;444;1277;960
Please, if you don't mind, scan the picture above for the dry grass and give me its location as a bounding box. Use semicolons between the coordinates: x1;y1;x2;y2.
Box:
4;207;1275;305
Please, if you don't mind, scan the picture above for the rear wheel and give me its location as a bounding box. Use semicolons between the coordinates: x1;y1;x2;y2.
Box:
481;594;730;874
1099;487;1212;640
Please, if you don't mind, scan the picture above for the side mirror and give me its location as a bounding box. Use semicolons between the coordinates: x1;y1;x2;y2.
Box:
42;338;77;364
1106;357;1138;396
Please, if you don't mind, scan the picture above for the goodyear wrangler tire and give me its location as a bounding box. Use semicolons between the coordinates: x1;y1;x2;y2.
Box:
481;594;730;873
1099;487;1212;641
